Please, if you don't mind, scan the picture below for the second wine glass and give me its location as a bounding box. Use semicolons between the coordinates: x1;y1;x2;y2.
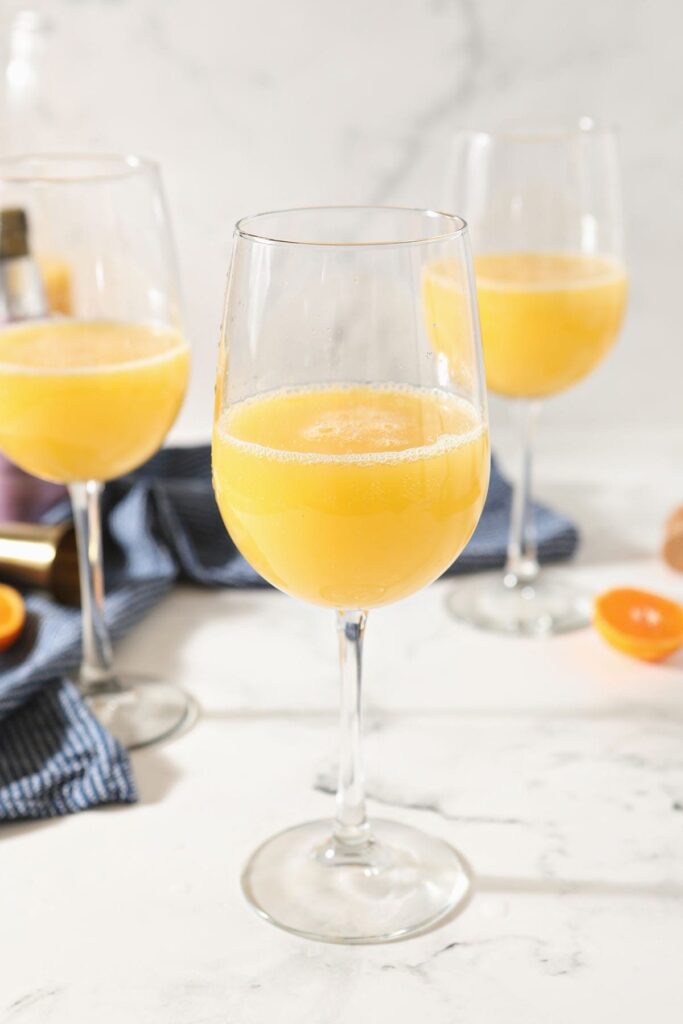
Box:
442;120;627;634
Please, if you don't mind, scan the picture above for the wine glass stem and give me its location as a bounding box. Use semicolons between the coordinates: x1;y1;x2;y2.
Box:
504;400;542;587
334;609;370;848
69;480;115;692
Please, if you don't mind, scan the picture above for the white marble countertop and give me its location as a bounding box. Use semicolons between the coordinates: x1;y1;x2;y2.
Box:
3;430;683;1022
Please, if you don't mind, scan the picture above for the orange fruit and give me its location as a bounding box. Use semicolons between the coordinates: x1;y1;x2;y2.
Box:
0;583;26;653
594;587;683;662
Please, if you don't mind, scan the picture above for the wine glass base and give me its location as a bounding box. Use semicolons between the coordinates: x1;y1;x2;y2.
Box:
78;674;196;750
241;818;472;944
448;572;591;636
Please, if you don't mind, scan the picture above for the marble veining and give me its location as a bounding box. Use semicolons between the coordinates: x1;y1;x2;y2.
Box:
5;507;683;1021
1;0;680;441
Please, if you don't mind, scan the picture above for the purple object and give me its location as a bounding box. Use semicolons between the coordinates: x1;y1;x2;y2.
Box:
0;458;64;522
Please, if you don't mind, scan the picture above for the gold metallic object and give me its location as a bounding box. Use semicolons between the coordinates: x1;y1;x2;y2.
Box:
0;521;80;605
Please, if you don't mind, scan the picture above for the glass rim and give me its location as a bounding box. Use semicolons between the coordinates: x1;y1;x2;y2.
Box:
455;116;619;143
0;153;160;185
235;205;468;248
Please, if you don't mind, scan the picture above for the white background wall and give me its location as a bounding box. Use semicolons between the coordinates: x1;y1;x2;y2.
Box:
1;0;681;440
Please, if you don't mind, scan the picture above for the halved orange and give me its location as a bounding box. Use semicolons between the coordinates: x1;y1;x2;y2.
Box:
594;587;683;662
0;583;26;653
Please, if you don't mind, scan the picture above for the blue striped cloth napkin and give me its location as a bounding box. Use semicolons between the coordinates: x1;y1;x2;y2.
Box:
0;447;577;820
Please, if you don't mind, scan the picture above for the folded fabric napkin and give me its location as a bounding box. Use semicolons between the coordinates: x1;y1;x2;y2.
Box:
0;447;578;820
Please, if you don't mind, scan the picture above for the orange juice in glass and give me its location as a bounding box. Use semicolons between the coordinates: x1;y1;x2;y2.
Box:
213;383;488;609
423;252;627;400
474;252;627;398
0;319;189;482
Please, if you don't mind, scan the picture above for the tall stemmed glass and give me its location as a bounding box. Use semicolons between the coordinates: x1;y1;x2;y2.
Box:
213;206;489;943
0;155;191;747
443;121;627;634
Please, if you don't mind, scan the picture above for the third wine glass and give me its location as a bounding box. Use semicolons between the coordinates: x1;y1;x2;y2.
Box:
0;154;191;746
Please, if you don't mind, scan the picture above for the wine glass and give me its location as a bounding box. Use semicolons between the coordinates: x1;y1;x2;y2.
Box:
0;154;191;748
213;206;490;943
443;119;627;634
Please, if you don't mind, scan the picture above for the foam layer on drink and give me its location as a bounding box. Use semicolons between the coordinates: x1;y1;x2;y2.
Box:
0;319;188;373
217;382;485;466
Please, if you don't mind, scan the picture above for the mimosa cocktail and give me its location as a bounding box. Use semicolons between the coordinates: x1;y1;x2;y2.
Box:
475;252;627;397
444;123;627;635
0;153;192;750
213;383;488;609
0;319;189;482
424;252;627;398
214;205;489;943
